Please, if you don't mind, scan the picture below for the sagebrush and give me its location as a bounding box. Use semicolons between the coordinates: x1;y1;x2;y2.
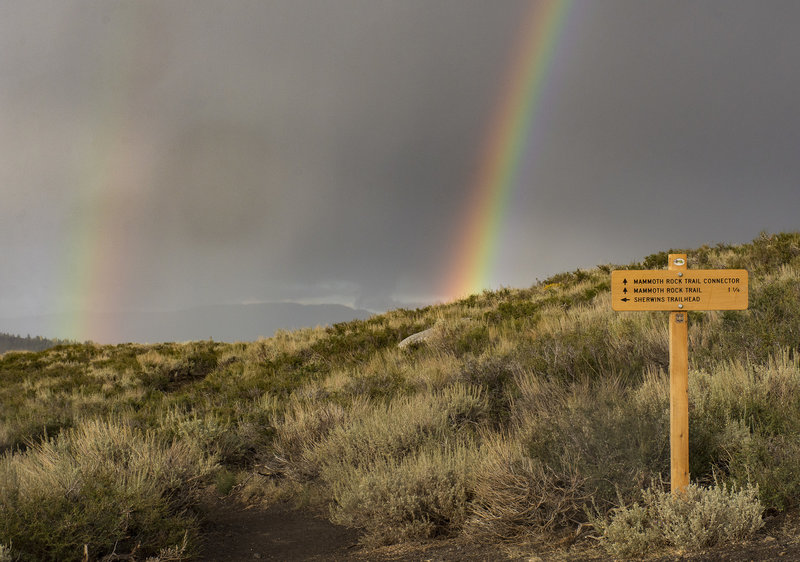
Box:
596;482;764;557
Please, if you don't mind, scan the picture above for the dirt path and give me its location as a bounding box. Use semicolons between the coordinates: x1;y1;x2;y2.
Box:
197;499;800;561
197;501;359;561
196;499;529;561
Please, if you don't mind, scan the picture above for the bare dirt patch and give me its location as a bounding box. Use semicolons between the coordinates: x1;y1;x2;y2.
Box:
195;496;533;561
197;498;800;561
197;499;359;561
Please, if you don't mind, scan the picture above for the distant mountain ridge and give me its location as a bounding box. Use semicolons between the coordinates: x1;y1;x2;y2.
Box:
0;302;374;345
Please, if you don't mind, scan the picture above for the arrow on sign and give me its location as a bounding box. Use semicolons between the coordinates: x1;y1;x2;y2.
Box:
623;287;628;294
623;278;628;285
621;297;630;302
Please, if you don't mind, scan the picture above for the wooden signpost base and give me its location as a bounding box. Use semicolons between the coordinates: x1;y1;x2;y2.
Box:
612;253;748;494
668;254;689;493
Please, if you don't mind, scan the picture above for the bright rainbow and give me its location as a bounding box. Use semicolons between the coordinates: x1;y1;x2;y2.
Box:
441;0;572;300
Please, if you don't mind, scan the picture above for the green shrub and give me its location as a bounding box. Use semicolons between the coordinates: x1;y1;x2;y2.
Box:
341;368;410;402
157;409;263;466
329;445;476;545
597;502;658;558
725;433;800;511
0;419;216;561
273;386;487;544
697;273;800;363
597;482;763;558
515;374;669;509
215;468;237;496
467;435;589;543
517;307;667;385
272;399;357;480
441;320;490;357
458;354;519;425
731;231;800;274
642;250;669;269
689;352;800;498
309;320;405;366
493;300;540;321
311;385;486;477
138;344;218;390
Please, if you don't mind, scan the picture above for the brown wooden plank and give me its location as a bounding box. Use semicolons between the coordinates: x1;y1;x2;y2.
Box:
611;269;748;311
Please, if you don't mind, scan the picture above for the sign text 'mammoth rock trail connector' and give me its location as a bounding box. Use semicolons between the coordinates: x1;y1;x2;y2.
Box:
611;254;749;493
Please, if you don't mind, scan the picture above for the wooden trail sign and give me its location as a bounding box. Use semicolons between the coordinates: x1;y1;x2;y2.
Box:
611;269;748;311
612;254;749;493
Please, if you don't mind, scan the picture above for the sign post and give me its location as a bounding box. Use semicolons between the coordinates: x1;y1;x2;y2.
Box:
669;255;689;492
611;254;748;493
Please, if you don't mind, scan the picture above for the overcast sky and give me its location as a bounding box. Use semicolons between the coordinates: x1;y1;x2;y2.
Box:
2;1;800;338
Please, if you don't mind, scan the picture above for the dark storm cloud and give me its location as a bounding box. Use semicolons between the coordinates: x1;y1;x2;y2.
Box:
129;0;528;309
498;0;800;279
3;0;800;330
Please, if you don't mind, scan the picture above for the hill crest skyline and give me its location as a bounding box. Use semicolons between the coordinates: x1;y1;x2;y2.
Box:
0;301;373;345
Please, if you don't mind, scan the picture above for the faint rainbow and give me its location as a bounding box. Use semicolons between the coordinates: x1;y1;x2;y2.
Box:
56;6;152;342
441;0;572;300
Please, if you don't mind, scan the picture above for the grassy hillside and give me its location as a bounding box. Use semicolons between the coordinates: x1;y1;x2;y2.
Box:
2;232;800;560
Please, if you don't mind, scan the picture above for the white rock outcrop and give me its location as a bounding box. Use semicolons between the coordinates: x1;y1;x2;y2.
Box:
397;327;437;349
